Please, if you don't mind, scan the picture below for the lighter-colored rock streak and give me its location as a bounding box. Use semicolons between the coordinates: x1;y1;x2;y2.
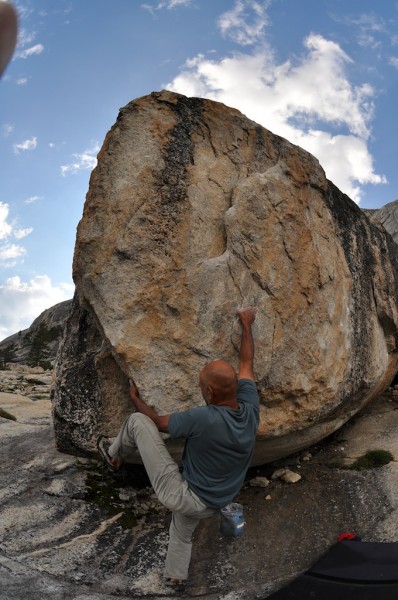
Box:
17;512;124;558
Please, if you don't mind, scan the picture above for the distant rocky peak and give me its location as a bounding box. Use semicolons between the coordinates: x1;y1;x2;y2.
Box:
364;199;398;244
0;299;72;369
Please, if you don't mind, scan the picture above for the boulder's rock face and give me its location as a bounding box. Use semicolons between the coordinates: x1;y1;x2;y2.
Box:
53;91;398;463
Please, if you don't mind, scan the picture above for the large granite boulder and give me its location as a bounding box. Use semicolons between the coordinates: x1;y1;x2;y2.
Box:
52;91;398;464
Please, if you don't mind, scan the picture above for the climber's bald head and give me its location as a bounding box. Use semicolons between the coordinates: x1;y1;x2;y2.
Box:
199;360;238;405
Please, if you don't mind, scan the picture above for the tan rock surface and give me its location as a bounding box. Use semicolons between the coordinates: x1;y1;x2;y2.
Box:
53;91;398;461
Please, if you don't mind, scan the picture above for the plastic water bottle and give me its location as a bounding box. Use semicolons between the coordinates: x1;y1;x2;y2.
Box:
220;502;245;537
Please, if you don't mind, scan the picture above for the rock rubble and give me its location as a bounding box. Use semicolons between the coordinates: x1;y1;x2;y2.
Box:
0;368;52;401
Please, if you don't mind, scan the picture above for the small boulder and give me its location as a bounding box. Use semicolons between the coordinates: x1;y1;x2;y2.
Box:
281;470;302;484
249;476;270;488
271;468;302;483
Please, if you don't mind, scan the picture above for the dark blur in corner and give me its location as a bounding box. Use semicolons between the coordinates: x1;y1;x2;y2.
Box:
0;1;17;78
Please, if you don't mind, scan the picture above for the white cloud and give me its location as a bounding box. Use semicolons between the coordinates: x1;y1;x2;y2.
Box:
13;227;33;240
333;12;396;52
61;143;99;176
335;12;386;36
0;244;26;261
0;203;12;240
13;136;38;154
0;275;74;341
389;57;398;69
14;18;44;66
141;0;192;13
16;43;44;59
16;77;29;85
163;0;192;6
17;27;37;48
357;33;381;49
352;13;386;33
24;195;42;205
295;130;386;203
0;202;33;266
48;141;66;150
2;123;14;137
166;33;384;203
218;0;270;46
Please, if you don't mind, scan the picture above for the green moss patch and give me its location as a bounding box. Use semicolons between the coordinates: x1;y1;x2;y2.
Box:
0;407;17;421
84;463;162;530
350;449;394;470
85;471;138;529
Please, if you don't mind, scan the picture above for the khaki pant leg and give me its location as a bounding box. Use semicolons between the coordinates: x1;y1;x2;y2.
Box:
110;412;217;579
164;504;216;580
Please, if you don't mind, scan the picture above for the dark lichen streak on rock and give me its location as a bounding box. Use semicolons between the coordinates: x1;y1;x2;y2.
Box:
250;125;284;174
324;181;398;405
383;232;398;351
249;125;270;174
324;182;373;277
327;181;398;317
328;185;376;361
151;94;204;250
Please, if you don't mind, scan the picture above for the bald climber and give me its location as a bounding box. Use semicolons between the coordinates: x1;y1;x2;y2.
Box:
97;307;259;588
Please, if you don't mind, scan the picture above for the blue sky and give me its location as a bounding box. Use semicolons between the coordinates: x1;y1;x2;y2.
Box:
1;0;398;340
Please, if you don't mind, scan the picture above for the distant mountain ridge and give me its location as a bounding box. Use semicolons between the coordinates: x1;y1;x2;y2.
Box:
363;198;398;243
0;299;72;369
